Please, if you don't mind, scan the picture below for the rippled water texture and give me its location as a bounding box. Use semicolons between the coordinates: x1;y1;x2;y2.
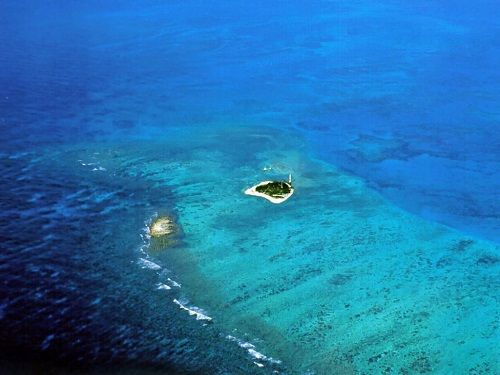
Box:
0;1;499;374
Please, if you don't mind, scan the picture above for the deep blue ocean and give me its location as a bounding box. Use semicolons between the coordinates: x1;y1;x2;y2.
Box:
1;1;498;374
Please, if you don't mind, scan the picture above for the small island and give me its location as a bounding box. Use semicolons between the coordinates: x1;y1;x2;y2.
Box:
245;174;294;204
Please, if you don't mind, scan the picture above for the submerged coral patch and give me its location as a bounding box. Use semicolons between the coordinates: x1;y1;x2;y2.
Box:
150;216;175;237
149;216;178;249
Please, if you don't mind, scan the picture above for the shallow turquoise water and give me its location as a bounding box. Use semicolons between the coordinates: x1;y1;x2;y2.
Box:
1;1;499;374
5;126;493;373
122;128;499;373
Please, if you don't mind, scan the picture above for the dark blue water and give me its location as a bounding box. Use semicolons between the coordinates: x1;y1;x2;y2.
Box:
2;1;499;240
1;1;498;373
0;150;267;373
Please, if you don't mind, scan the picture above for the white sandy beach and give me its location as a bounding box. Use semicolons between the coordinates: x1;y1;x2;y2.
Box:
244;180;294;204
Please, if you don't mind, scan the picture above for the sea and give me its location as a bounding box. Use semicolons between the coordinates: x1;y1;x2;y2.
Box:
0;1;498;374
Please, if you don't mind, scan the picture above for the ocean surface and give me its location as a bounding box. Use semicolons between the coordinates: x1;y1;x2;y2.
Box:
0;1;498;374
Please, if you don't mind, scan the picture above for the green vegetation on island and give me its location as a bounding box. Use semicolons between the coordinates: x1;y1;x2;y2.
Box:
245;174;294;203
255;181;292;197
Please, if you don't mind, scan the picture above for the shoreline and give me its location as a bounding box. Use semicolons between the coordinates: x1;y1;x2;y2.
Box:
244;180;294;204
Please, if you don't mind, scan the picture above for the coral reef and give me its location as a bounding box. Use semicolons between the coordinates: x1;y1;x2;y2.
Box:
149;216;178;249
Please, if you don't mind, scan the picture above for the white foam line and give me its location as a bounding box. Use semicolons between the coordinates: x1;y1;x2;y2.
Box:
138;219;153;255
226;335;282;366
167;278;181;288
173;299;212;321
138;244;149;255
157;283;171;290
137;258;161;270
142;225;152;240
